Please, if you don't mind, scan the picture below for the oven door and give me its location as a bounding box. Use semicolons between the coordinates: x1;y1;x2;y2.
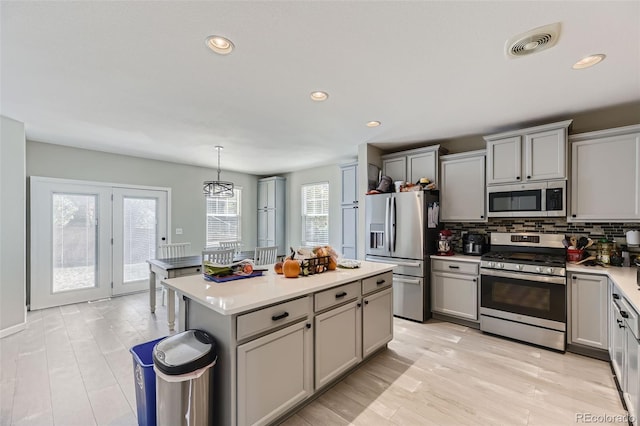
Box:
480;269;566;329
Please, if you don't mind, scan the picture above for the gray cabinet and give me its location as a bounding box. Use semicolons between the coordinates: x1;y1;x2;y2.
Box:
340;163;358;259
381;145;444;186
440;150;486;222
485;120;571;185
314;300;362;389
362;272;393;358
237;319;313;426
569;125;640;222
569;273;608;350
431;259;479;322
257;176;286;255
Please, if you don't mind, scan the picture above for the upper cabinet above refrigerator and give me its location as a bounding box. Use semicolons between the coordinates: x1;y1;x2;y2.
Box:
381;145;447;186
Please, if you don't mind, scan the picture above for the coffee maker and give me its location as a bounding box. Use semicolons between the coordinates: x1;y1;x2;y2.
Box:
437;229;454;256
463;233;487;256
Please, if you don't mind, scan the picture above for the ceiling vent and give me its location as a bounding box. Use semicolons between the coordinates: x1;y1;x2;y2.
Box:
506;22;561;58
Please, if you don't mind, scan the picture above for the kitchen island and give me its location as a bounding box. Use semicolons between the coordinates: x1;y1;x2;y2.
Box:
162;260;395;426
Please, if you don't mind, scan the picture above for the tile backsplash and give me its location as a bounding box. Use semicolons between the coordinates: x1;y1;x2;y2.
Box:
443;219;640;254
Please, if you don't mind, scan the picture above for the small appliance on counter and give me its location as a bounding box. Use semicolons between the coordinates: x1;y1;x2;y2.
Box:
437;229;454;256
462;233;487;256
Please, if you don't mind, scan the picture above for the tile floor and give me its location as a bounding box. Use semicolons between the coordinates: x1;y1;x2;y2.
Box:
0;291;630;425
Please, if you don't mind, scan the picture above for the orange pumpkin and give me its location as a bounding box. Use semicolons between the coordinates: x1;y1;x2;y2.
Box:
283;259;300;278
328;257;337;271
274;262;284;274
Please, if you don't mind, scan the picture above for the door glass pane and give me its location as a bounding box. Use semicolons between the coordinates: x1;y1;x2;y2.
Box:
52;194;97;292
123;197;157;283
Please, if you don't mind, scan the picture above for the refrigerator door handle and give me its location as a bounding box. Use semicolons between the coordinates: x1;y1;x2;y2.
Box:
393;277;421;285
391;260;421;268
391;196;397;252
384;197;390;251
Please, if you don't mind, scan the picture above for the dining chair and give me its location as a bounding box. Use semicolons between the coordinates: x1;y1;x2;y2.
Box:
158;242;191;259
202;248;236;266
156;242;191;306
254;246;278;266
219;240;241;253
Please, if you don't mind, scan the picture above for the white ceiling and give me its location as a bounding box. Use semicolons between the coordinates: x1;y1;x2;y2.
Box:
2;1;639;175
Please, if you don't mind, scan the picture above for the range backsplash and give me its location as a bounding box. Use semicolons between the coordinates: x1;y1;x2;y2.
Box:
443;219;640;254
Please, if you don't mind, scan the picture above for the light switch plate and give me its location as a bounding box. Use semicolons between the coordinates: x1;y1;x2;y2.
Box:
175;228;183;235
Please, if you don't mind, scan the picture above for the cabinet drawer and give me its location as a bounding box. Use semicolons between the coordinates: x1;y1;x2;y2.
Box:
314;281;360;312
621;297;640;338
431;259;478;275
171;266;202;278
237;297;310;341
362;271;393;295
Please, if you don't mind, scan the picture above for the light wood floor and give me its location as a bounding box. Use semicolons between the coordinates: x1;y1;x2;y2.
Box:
1;291;627;425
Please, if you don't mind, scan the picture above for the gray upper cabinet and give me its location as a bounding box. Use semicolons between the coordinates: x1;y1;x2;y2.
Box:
257;176;286;255
440;150;486;222
485;120;572;185
340;163;358;259
381;145;444;186
569;124;640;222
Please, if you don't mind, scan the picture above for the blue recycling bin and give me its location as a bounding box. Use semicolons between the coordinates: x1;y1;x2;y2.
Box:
130;337;167;426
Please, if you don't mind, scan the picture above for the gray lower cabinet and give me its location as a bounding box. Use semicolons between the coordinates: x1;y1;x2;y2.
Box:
363;287;393;358
237;317;313;426
431;259;479;321
315;300;362;388
569;273;608;350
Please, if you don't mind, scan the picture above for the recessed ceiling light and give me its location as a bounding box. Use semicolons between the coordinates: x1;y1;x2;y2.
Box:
366;121;381;127
310;91;329;101
205;35;234;55
572;54;606;70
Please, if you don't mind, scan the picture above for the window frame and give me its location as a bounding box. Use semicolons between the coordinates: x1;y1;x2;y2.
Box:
205;187;242;247
301;181;329;247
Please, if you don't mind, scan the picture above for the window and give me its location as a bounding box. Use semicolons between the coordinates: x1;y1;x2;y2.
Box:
206;188;242;247
301;182;329;246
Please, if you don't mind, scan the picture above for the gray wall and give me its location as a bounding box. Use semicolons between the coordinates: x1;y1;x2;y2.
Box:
1;116;27;336
283;164;342;253
26;141;259;253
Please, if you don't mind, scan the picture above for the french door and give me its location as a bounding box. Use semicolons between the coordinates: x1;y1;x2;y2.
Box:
30;178;168;310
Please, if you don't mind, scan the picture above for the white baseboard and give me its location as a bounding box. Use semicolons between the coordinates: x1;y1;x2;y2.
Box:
0;319;26;338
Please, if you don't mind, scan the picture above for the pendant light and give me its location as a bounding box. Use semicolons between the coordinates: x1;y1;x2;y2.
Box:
203;146;234;197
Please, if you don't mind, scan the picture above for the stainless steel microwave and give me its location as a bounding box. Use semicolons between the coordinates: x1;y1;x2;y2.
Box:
487;181;566;218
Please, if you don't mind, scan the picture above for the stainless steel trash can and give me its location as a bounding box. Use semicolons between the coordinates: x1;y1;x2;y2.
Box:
153;330;216;426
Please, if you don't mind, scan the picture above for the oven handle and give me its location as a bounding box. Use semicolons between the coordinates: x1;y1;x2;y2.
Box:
480;268;566;285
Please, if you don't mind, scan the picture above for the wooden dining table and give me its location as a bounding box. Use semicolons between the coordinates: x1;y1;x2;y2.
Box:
147;251;253;330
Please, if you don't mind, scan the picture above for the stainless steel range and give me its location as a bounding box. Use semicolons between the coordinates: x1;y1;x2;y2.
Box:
480;232;567;351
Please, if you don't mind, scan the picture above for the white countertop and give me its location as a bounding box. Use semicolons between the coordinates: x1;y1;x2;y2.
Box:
567;264;640;313
162;260;395;316
430;254;482;263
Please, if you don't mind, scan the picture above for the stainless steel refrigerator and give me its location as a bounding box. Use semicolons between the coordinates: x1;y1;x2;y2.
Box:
365;190;440;322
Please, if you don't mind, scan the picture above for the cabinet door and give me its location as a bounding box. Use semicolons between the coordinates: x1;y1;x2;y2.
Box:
625;328;639;423
340;164;358;205
257;179;275;210
341;206;357;260
407;151;436;184
486;136;521;185
237;320;313;426
440;155;485;222
382;157;406;183
525;128;566;181
431;271;478;321
570;274;608;349
257;209;276;247
611;298;626;382
571;132;640;221
363;287;393;358
315;300;362;389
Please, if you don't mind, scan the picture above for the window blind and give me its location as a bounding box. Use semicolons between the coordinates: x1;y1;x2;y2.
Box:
206;188;242;247
301;182;329;246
